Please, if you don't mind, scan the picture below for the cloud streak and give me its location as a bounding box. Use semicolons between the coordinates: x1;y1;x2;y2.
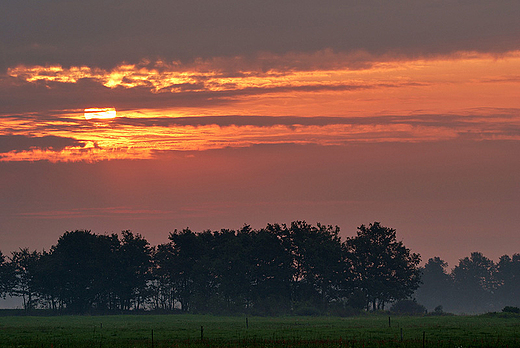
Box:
0;134;85;154
1;110;519;162
3;51;519;118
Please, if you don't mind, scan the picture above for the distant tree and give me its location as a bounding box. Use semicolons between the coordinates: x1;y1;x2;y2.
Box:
434;305;444;314
452;252;496;313
9;248;41;310
496;254;520;308
414;257;453;312
346;222;421;311
0;251;15;298
502;306;520;313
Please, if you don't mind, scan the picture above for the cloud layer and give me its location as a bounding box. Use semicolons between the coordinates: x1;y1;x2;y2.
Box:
2;1;520;71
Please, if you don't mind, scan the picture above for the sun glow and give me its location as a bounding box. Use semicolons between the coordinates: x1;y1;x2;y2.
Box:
2;50;520;162
84;108;117;120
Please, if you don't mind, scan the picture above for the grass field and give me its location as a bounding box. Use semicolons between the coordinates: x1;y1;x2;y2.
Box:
1;313;519;347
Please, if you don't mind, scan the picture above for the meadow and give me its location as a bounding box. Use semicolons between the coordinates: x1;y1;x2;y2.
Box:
1;313;519;348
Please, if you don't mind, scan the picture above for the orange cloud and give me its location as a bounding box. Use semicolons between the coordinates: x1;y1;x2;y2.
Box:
2;50;520;162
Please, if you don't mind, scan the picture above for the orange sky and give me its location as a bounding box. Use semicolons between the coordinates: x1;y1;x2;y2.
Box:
2;51;519;162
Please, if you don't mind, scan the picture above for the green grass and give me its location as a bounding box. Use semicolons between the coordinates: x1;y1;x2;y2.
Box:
0;313;519;347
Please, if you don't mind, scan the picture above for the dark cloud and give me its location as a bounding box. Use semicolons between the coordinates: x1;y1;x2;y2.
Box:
1;1;519;71
0;75;377;115
112;112;520;130
0;77;224;115
0;134;85;153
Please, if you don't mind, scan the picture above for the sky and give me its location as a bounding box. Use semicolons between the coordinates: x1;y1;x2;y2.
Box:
1;0;519;270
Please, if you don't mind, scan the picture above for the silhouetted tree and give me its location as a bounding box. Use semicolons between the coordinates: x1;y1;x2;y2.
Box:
249;224;293;314
152;242;177;310
286;221;348;311
48;230;119;313
211;226;254;312
0;251;15;298
0;222;428;314
32;250;63;310
346;222;421;311
452;252;496;313
162;228;210;312
10;248;41;310
153;222;348;315
496;254;520;308
112;231;152;310
414;257;453;312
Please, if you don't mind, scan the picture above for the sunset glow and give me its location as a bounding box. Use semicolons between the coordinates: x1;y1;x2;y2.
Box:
84;108;117;120
8;51;520;97
1;51;519;162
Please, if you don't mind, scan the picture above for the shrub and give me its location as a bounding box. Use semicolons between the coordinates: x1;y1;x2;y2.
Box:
390;299;427;315
426;305;454;316
502;306;520;313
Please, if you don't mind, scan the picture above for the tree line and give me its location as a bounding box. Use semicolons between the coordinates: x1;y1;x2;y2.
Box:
0;221;517;315
415;252;520;314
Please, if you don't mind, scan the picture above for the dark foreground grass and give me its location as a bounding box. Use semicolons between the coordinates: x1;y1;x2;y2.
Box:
0;313;519;347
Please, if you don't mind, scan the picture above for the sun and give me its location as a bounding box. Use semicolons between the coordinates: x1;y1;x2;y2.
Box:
84;107;117;120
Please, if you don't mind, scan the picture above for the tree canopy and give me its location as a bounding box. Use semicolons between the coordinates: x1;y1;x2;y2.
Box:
1;221;517;315
346;222;421;311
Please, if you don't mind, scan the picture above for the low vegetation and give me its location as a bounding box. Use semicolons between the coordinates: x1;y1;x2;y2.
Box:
1;313;520;347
